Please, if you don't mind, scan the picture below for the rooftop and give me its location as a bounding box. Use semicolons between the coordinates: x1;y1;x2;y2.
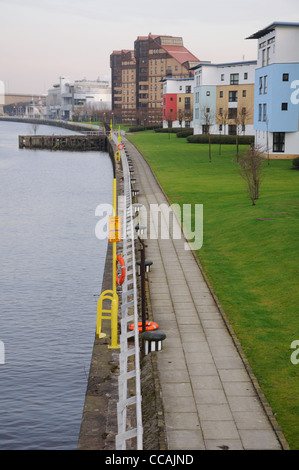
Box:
191;60;257;70
246;21;299;39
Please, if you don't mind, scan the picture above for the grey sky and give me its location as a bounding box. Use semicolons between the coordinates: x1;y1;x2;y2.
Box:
1;0;298;94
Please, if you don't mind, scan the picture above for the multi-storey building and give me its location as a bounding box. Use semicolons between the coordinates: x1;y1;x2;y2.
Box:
110;50;136;125
162;77;194;128
110;34;200;124
192;61;256;136
247;22;299;158
46;76;111;120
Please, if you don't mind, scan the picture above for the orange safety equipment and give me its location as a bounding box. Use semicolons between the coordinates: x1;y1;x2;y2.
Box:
116;254;126;285
129;321;159;332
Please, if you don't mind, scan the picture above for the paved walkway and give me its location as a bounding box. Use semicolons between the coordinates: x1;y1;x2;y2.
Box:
123;137;285;451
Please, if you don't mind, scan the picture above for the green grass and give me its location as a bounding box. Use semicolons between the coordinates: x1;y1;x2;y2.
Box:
81;121;132;133
127;130;299;449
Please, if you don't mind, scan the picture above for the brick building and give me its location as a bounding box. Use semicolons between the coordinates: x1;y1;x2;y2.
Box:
110;34;200;125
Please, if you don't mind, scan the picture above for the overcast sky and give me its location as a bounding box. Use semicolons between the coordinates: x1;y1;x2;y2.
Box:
0;0;298;95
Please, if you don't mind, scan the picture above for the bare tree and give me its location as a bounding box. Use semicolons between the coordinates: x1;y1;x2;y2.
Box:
238;145;264;205
201;106;215;163
233;107;252;161
217;109;228;155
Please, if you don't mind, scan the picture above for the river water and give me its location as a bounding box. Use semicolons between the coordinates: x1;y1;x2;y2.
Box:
0;121;113;449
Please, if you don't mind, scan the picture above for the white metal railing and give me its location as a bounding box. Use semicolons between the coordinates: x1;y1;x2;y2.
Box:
112;133;143;450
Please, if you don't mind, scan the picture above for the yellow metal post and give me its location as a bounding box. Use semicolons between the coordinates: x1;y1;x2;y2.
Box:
96;178;120;348
112;179;117;295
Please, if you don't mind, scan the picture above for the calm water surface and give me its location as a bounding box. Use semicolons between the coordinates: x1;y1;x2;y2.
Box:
0;121;113;449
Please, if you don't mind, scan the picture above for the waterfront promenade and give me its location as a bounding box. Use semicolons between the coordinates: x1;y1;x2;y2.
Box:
123;136;288;451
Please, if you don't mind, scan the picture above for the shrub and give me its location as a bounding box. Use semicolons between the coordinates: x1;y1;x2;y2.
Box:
187;134;255;145
292;156;299;169
129;124;162;132
154;127;182;133
176;129;194;138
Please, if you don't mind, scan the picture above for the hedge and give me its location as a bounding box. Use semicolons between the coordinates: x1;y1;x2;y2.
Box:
187;134;255;145
129;124;162;132
176;129;194;138
154;127;184;133
292;156;299;169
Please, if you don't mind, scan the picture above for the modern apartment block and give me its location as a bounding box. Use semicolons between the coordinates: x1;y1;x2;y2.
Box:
110;34;200;124
110;50;136;125
46;76;111;120
192;61;257;136
162;77;194;128
247;22;299;158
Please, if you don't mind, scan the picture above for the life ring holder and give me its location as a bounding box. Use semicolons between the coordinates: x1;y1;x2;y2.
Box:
118;143;124;151
116;254;126;285
129;321;159;332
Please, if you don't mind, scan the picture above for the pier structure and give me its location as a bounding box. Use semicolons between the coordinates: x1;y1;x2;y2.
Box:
18;133;107;152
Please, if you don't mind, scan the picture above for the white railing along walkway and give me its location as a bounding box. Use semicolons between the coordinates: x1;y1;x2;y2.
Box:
112;133;143;450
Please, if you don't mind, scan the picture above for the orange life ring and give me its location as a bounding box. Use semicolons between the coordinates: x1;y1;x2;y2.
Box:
116;254;126;285
118;143;124;150
129;321;159;332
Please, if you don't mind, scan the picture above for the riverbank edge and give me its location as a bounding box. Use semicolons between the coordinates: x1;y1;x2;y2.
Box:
77;137;167;450
0;116;103;133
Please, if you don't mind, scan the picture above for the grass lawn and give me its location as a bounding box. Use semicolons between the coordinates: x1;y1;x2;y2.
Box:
81;121;132;132
127;130;299;449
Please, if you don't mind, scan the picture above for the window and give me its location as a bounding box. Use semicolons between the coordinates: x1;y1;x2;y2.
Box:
264;75;268;94
229;91;238;102
242;90;247;97
219;108;223;115
242;107;247;115
206;91;210;96
259;77;263;94
219;125;223;131
228;125;237;135
221;74;224;81
281;103;288;111
263;104;267;122
273;132;285;152
185;121;191;128
262;49;266;67
195;92;199;103
267;47;270;65
228;108;237;119
244;72;248;80
195;108;199;119
186;86;191;93
219;91;223;98
230;73;239;85
258;104;262;121
283;73;289;82
170;97;173;101
206;107;210;113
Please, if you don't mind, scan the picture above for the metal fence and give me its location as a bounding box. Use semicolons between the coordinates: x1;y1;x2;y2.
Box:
112;133;143;450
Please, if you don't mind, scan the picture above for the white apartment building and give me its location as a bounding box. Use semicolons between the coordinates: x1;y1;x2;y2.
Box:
192;61;257;136
247;22;299;158
46;76;111;120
